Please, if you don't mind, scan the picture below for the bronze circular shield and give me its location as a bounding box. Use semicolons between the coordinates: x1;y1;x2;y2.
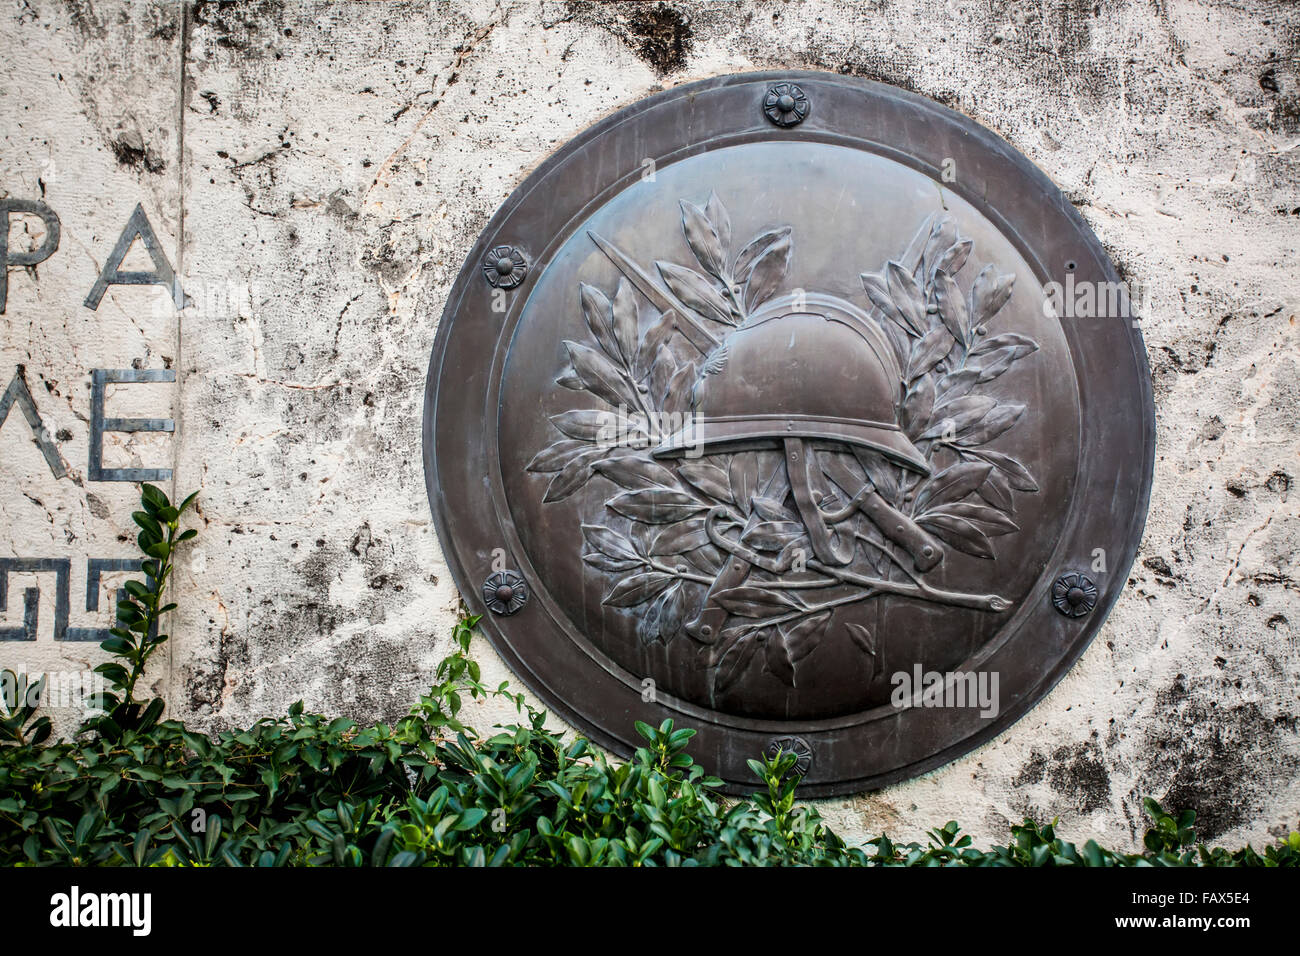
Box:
423;72;1154;795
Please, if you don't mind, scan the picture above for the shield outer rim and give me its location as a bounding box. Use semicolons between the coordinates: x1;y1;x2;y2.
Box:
422;71;1156;797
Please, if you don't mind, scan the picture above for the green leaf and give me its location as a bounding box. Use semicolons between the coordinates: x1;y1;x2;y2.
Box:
99;637;133;656
305;820;334;841
93;663;130;686
204;815;223;857
567;836;590;865
132;511;164;540
138;698;165;731
372;827;396;865
42;818;71;856
141;483;169;510
133;829;151;866
456;808;487;831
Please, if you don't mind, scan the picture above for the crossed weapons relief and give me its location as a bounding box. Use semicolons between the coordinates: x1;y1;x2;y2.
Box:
526;192;1041;694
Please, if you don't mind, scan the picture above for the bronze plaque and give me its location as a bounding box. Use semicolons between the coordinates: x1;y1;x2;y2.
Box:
423;72;1154;795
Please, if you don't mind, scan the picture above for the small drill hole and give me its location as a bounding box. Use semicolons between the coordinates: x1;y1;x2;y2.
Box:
1065;260;1077;272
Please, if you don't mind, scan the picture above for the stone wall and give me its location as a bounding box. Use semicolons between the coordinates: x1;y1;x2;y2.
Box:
1;0;1296;849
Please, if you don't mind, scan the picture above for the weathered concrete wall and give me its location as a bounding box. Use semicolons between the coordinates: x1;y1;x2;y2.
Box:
1;0;1296;850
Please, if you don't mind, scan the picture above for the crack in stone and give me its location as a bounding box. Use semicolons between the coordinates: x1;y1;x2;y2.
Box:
363;8;507;214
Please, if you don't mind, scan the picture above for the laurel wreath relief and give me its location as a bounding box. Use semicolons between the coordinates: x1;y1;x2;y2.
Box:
525;192;1040;693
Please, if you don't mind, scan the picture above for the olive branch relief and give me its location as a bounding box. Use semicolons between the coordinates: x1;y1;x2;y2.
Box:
527;192;1040;693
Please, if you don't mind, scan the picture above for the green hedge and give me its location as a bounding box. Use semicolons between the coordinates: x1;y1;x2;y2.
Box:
0;613;1295;866
1;487;1296;866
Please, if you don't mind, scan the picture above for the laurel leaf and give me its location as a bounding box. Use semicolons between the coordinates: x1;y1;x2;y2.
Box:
971;332;1037;357
976;466;1015;511
714;630;762;693
604;572;674;608
637;582;684;644
713;586;799;618
845;621;876;657
923;501;1020;536
742;232;792;313
886;261;928;336
968;266;1015;329
914;461;994;513
935;368;981;404
543;448;604;502
581;524;641;562
593;455;676;490
579;282;621;362
680;199;727;280
657;261;732;325
649;519;710;556
933;269;970;344
583;550;642;574
526;439;589;473
920;217;958;279
677;462;733;503
764;632;796;687
933;238;973;280
916;513;995;559
971;448;1039;492
565;341;640;410
955;403;1025;447
901;376;936;438
608;488;710;524
783;612;830;663
637;309;677;377
906;326;955;381
549;408;615;442
611;278;640;366
734;227;790;285
921;395;997;440
861;271;915;345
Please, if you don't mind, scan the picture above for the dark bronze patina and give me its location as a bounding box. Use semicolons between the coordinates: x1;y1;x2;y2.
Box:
423;73;1154;795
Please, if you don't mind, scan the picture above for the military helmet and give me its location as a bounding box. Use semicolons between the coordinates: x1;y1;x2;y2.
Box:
653;292;929;473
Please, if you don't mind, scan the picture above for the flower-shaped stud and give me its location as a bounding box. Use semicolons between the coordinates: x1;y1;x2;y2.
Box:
765;735;813;776
482;245;528;289
1051;572;1098;618
483;569;528;616
763;83;810;128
